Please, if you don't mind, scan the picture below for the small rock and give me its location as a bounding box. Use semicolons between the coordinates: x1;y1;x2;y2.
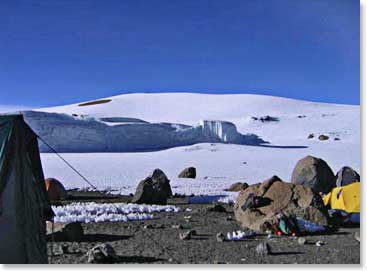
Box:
87;243;116;263
216;233;225;242
207;204;227;213
256;242;271;255
171;224;183;229
178;167;196;178
318;134;329;141
179;231;191;240
298;237;307;245
334;137;341;141
52;244;64;256
226;216;233;221
354;231;360;242
308;133;315;139
226;182;249;192
316;241;325;247
144;224;154;229
155;224;165;229
213;260;227;264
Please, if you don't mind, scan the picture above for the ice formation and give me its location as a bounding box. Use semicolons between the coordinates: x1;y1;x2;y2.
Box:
52;202;180;223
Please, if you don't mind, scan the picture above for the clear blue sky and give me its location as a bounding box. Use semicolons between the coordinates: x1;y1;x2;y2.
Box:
0;0;360;107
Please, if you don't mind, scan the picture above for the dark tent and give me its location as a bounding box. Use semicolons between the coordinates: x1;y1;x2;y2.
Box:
0;115;53;264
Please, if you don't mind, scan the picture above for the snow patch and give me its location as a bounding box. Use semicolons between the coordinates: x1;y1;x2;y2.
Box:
52;202;180;223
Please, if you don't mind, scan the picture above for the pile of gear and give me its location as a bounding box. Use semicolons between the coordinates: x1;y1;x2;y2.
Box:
234;156;360;236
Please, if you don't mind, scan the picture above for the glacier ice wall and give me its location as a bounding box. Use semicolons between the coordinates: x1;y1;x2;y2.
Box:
23;111;267;152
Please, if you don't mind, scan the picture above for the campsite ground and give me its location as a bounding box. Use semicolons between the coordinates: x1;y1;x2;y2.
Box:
48;194;360;264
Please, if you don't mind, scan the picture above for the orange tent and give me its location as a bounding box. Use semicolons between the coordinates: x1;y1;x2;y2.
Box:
45;178;68;200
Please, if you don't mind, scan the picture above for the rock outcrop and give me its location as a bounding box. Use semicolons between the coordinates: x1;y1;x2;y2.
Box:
234;176;328;232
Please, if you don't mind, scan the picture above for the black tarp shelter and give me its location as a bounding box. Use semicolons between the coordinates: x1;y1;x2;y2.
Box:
0;115;53;263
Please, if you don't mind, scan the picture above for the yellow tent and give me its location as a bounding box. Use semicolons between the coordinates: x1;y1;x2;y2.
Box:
323;182;360;213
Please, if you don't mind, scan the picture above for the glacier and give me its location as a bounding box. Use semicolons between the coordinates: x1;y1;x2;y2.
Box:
22;111;267;153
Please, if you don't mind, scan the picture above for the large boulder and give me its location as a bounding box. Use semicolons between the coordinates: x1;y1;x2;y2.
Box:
225;182;249;192
335;166;360;187
291;156;335;194
132;169;172;204
234;176;328;232
178;167;196;178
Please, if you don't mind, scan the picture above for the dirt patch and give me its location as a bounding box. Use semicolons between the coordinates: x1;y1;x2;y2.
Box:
78;99;112;107
48;195;360;264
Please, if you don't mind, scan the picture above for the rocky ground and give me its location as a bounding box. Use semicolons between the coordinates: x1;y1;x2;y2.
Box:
47;193;360;264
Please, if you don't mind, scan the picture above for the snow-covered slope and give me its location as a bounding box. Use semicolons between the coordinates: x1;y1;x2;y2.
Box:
21;92;360;198
38;93;359;146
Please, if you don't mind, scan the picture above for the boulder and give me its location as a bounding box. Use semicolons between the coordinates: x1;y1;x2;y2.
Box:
234;176;328;232
335;166;360;187
318;134;329;141
46;222;84;242
225;182;249;192
132;169;172;204
291;155;335;194
87;243;116;263
178;167;196;178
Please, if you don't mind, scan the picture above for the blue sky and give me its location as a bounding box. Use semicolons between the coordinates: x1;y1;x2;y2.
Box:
0;0;359;107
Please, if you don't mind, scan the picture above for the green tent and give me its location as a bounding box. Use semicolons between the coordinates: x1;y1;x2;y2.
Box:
0;114;53;264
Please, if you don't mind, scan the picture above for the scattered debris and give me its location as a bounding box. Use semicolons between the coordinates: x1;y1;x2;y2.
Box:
171;224;184;230
87;243;116;263
226;230;256;241
354;231;360;242
179;230;196;240
252;116;279;123
334;137;341;141
316;241;325;247
297;115;306;118
226;216;233;221
256;242;271;255
298;237;307;245
307;133;315;139
216;233;225;242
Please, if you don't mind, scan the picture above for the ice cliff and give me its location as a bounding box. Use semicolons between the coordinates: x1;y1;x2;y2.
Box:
23;111;267;152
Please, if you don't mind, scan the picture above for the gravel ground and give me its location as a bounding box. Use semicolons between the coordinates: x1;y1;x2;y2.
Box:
47;196;360;264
